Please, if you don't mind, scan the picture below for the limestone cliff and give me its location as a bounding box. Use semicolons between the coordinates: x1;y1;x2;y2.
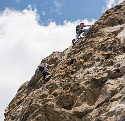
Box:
4;2;125;121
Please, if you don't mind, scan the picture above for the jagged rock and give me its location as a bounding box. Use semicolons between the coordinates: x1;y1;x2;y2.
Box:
4;2;125;121
72;104;93;118
56;93;76;110
108;54;125;79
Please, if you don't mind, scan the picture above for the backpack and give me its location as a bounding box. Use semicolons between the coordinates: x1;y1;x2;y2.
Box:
76;25;80;32
39;64;44;72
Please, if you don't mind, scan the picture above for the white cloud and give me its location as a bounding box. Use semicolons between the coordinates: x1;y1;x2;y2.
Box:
107;0;116;9
103;0;124;12
54;1;63;9
51;1;64;14
51;8;62;15
13;0;20;3
41;11;46;15
0;8;95;120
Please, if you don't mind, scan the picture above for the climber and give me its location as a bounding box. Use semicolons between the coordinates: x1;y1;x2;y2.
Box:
72;23;91;45
38;61;54;82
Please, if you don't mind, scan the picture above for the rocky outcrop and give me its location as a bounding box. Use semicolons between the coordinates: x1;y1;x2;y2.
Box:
87;0;125;39
4;2;125;121
120;0;125;5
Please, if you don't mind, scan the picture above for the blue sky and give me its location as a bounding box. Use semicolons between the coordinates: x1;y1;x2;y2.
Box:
0;0;124;120
0;0;106;25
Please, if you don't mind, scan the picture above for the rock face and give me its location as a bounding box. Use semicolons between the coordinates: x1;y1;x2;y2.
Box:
120;0;125;5
4;3;125;121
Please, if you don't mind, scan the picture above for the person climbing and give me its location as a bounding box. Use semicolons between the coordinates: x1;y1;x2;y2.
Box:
72;23;91;45
38;61;54;83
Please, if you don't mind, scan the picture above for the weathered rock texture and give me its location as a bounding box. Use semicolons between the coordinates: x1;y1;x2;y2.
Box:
4;2;125;121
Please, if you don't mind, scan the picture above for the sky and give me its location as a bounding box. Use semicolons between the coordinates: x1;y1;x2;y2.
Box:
0;0;124;120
